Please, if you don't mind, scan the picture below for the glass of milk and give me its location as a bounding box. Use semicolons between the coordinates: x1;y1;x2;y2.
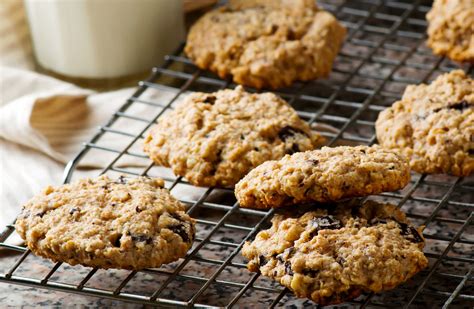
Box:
24;0;184;81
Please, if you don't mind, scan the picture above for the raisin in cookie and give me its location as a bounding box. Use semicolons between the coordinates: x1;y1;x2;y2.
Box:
242;200;428;305
15;175;195;270
144;86;324;188
235;145;410;209
376;70;474;177
426;0;474;62
185;0;346;89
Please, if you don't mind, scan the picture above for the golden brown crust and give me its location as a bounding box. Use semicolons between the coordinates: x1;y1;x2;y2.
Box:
144;86;324;188
242;201;428;305
15;175;195;270
185;0;346;89
426;0;474;63
235;145;411;209
376;70;474;177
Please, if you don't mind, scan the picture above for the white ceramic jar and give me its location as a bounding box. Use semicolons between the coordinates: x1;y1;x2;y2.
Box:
24;0;184;79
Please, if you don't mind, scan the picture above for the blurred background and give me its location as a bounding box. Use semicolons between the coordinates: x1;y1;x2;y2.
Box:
0;0;216;89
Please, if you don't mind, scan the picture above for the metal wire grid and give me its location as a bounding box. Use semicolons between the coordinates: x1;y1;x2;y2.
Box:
1;0;473;307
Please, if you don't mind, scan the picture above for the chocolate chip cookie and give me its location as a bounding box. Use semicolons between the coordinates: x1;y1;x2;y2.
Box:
426;0;474;63
242;200;428;305
144;86;324;188
15;175;195;270
185;0;346;89
235;145;410;209
376;70;474;176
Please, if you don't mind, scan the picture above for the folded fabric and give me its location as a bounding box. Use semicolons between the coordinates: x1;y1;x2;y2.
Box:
0;67;178;230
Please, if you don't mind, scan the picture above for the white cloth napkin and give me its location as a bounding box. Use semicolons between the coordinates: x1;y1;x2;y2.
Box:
0;66;181;231
0;0;219;253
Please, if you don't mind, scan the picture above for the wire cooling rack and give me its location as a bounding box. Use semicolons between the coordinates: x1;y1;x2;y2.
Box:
1;0;473;307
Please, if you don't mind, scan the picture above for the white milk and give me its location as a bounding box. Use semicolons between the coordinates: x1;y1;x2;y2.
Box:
24;0;184;79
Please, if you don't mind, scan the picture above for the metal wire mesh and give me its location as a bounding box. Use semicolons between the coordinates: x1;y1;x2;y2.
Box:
1;0;473;307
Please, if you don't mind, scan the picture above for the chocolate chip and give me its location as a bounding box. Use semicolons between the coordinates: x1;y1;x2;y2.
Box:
215;148;222;162
398;222;424;243
309;215;342;237
240;134;245;140
36;211;46;218
288;143;300;154
449;100;471;111
287;29;296;40
259;255;268;266
302;269;319;277
433;100;472;113
111;203;117;207
285;261;293;275
131;234;152;244
360;149;366;154
276;247;295;264
168;225;190;242
168;212;184;222
207;149;223;175
208;165;217;176
307;159;319;165
254;147;259;151
167;213;194;242
468;149;474;155
213;148;223;165
135;206;142;213
350;205;361;217
270;24;278;35
113;234;122;247
203;95;216;105
69;208;79;215
278;126;307;141
371;219;424;243
336;256;346;266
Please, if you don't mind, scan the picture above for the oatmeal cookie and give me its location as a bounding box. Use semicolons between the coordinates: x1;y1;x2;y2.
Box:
185;0;346;89
376;70;474;176
235;145;410;209
426;0;474;62
15;175;195;270
242;200;428;305
144;86;324;188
